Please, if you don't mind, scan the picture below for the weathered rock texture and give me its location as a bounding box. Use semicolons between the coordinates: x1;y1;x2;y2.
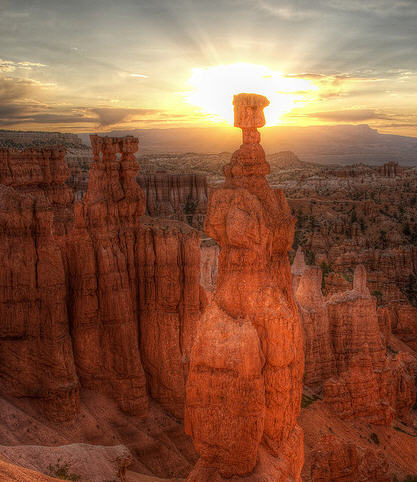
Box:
0;147;74;235
185;93;304;480
294;258;416;425
295;265;335;388
0;148;79;422
64;135;148;416
311;434;390;481
137;173;208;229
199;239;220;293
138;217;204;419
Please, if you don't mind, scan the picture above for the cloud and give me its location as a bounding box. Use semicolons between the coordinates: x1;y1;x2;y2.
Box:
255;0;321;20
0;59;47;73
0;75;42;104
89;107;160;127
305;109;390;122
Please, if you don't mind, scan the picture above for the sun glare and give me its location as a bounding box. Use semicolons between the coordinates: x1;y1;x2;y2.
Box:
185;63;317;126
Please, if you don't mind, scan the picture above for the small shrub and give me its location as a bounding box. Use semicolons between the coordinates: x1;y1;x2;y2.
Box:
370;432;380;445
403;476;417;482
301;393;321;409
393;426;417;437
47;459;81;481
371;290;383;306
305;250;315;266
387;345;398;355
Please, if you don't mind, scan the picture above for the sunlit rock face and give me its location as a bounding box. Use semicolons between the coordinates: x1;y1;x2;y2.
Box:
294;260;416;425
185;94;304;481
0;147;79;422
64;135;148;416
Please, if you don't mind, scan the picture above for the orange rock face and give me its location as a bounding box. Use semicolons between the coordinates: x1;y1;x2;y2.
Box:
295;259;416;425
185;94;304;480
295;265;336;388
0;148;79;422
0;147;74;235
137;217;203;418
64;135;148;416
311;434;390;481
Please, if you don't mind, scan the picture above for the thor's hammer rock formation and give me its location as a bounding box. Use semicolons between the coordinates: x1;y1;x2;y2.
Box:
185;94;305;480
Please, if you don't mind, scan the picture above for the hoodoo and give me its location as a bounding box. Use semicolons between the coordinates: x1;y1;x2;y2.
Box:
64;135;148;416
185;94;305;480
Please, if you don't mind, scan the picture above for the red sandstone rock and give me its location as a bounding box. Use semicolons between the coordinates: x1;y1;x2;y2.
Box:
296;266;335;388
137;217;203;419
185;94;304;480
0;150;79;422
295;262;416;424
291;246;307;294
326;265;386;375
0;147;74;235
0;457;59;481
199;239;220;293
323;272;350;296
137;173;208;230
386;300;417;351
64;135;148;416
311;434;390;481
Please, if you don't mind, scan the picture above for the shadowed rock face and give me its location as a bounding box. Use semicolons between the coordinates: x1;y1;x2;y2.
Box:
137;172;208;230
0;148;79;422
0;147;74;236
185;93;304;481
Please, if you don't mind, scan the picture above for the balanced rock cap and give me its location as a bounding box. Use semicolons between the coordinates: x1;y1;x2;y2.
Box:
233;93;270;129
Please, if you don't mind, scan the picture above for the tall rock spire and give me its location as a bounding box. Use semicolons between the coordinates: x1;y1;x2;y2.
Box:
185;94;304;481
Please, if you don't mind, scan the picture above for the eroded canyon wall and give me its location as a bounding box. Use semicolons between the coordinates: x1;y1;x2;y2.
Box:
0;136;206;425
137;172;208;230
64;135;148;416
294;252;416;425
0;147;79;422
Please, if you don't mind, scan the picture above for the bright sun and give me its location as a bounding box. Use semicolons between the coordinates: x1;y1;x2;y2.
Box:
185;63;317;126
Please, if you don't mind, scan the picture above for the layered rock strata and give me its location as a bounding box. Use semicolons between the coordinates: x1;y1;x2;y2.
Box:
64;135;148;416
0;148;79;422
185;93;304;480
295;265;335;388
137;173;208;229
311;434;390;481
294;256;416;424
138;217;204;418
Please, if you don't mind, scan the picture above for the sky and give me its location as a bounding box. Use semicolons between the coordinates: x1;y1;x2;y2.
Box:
1;0;417;135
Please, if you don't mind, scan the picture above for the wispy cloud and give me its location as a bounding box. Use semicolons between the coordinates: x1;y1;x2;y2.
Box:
0;59;47;73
